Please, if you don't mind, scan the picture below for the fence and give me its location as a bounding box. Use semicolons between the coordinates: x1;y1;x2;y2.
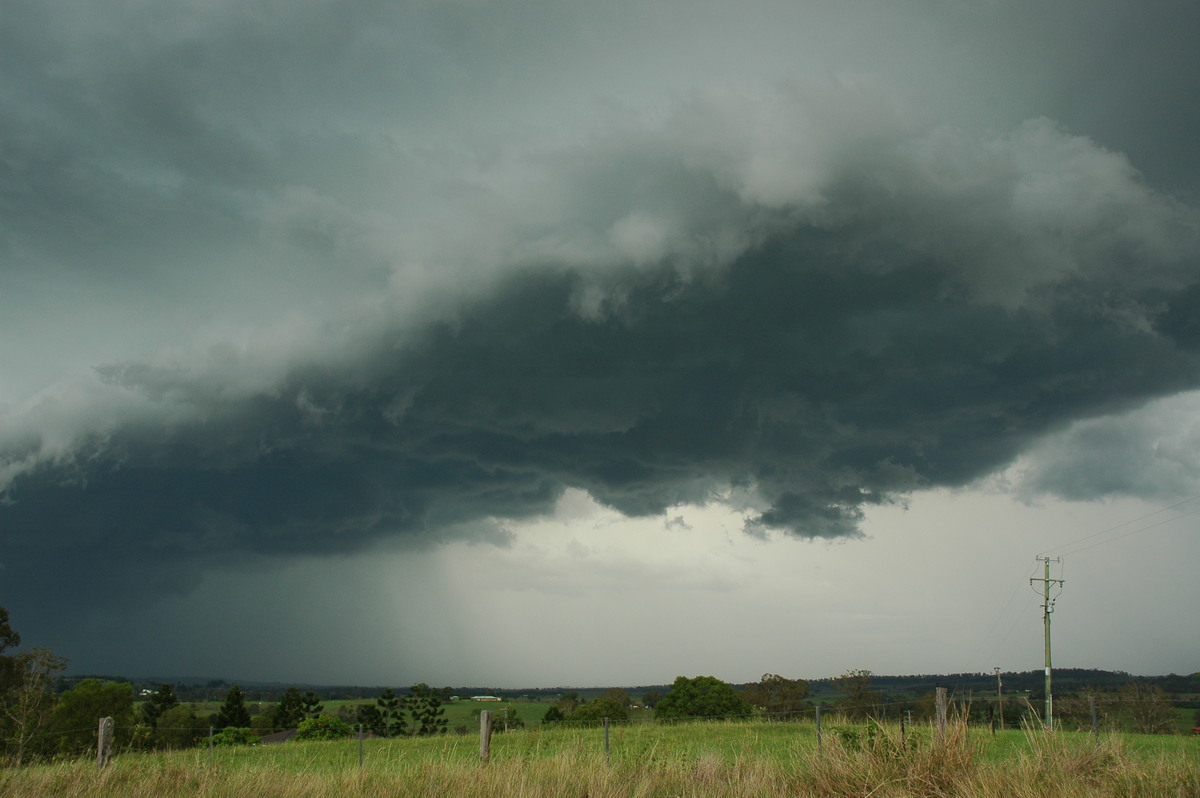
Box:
6;689;1188;772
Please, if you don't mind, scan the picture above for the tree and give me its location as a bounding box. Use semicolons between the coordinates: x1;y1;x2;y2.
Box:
601;688;631;707
295;715;353;740
142;684;181;728
742;673;811;719
376;688;408;737
250;713;275;734
654;676;753;720
354;703;384;734
541;705;566;724
641;690;663;709
832;669;882;720
408;683;447;736
301;690;324;719
270;687;306;730
215;685;252;729
155;705;205;749
571;697;628;725
1053;687;1110;732
49;679;136;756
0;607;19;654
1118;681;1175;734
1;647;66;765
556;691;580;715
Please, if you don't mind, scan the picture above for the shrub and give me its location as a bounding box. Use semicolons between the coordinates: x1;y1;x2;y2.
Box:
294;715;353;741
206;727;259;746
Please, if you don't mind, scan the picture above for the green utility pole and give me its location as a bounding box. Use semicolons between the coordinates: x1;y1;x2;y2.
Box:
1030;556;1064;729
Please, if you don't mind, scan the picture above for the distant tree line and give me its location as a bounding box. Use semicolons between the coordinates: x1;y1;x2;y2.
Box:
539;675;807;726
541;688;634;726
185;681;451;746
807;669;1195;734
0;606;458;761
3;605;1197;766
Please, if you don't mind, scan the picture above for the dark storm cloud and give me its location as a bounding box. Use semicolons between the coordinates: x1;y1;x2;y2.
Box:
4;99;1199;620
3;0;1200;640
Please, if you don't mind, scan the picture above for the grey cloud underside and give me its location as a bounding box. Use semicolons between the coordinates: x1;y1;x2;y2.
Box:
5;222;1200;608
3;0;1200;642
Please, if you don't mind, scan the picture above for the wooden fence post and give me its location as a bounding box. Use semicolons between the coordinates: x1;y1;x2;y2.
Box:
935;687;947;742
96;717;114;769
604;717;611;763
815;704;822;754
1089;696;1099;747
479;710;492;765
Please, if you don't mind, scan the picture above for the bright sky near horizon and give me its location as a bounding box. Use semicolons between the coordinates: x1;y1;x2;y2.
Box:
1;0;1198;687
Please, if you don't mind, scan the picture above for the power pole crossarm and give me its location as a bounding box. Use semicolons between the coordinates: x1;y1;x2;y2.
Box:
1030;556;1064;729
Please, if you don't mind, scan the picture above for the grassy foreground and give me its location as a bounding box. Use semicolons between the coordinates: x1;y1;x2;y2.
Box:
3;720;1197;797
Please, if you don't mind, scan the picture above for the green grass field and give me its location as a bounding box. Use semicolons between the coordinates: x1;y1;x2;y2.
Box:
3;718;1198;797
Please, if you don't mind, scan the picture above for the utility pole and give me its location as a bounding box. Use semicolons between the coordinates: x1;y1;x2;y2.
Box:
1030;556;1064;729
994;667;1004;731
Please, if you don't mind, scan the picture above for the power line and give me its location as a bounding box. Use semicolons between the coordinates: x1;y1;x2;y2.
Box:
1040;493;1200;558
963;558;1037;673
981;592;1040;672
963;493;1200;675
1054;504;1200;557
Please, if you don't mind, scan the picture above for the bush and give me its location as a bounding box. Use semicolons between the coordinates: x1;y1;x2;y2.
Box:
295;715;353;741
206;727;259;746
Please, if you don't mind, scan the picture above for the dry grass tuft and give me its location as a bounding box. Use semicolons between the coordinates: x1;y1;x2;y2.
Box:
792;719;979;797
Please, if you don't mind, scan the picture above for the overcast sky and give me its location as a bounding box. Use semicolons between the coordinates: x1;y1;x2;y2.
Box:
2;0;1198;688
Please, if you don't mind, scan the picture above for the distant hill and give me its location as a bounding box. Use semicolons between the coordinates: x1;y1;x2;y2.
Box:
65;669;1198;704
805;669;1199;702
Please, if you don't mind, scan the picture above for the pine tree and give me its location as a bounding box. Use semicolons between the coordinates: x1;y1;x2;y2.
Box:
301;690;324;719
377;688;408;737
408;683;447;736
271;686;306;730
214;685;251;729
354;703;384;734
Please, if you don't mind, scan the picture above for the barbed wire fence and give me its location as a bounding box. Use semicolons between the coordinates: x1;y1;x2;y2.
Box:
5;689;1190;773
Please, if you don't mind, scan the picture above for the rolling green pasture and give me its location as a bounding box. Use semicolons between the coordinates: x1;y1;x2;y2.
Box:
4;719;1198;797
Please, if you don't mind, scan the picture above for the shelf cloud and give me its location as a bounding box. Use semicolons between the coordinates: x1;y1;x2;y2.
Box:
1;0;1198;680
